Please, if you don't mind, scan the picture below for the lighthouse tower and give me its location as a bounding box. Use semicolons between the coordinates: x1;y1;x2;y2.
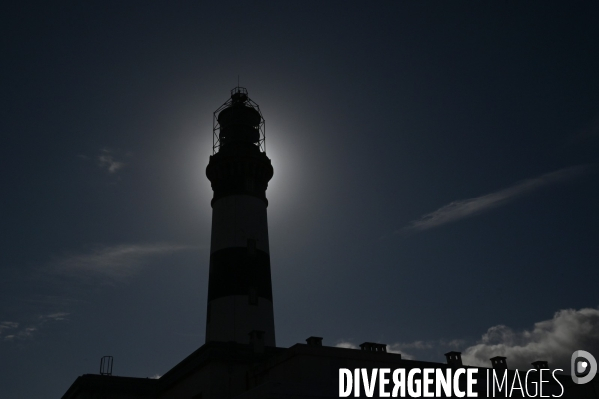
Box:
205;87;276;346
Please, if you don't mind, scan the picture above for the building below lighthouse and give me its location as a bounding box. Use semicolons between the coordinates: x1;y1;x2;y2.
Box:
60;88;598;399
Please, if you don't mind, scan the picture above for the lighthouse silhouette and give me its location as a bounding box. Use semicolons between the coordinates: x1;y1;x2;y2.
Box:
205;86;276;346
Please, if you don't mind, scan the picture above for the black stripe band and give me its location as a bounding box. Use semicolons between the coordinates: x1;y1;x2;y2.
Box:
211;192;268;207
207;247;273;302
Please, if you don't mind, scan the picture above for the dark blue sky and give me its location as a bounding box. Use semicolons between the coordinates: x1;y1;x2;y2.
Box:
1;2;599;398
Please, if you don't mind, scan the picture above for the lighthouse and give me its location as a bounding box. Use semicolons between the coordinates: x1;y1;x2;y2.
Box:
204;87;276;346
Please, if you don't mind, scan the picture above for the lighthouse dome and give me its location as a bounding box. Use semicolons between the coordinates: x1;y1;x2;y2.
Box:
217;89;262;147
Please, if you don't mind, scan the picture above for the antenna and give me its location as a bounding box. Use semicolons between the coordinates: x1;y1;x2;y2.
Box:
237;75;240;87
100;356;113;376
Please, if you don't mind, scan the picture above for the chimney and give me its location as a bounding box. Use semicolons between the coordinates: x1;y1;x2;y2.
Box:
306;336;323;347
359;342;387;353
531;360;549;370
248;330;265;354
490;356;508;371
444;351;463;367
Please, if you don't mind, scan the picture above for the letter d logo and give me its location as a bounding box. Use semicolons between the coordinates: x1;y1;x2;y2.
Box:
571;350;597;384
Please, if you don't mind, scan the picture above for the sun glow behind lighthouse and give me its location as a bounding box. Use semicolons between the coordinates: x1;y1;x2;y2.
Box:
258;96;319;213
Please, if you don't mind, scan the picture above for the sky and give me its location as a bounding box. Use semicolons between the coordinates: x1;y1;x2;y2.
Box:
1;2;599;397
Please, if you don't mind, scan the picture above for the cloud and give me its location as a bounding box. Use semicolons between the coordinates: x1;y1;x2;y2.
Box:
2;243;197;343
404;165;591;232
445;339;467;349
0;321;19;335
3;327;36;341
97;148;125;173
335;341;359;349
462;307;599;370
333;308;599;370
386;344;415;359
52;243;197;282
41;312;70;321
2;312;70;342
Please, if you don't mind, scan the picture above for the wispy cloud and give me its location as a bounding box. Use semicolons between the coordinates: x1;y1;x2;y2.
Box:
97;148;125;173
462;307;599;370
3;327;37;341
404;165;591;232
0;321;19;335
52;243;198;282
42;312;70;321
1;312;70;342
1;242;197;343
78;148;130;175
